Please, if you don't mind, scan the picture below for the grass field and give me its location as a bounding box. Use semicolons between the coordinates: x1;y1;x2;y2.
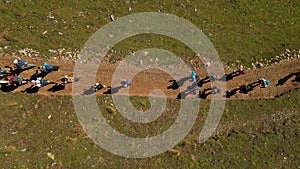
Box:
0;90;299;168
0;1;300;168
0;1;299;66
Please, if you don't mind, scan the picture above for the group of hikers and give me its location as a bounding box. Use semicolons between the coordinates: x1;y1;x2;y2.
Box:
0;56;132;94
0;57;73;92
180;65;273;99
0;57;299;98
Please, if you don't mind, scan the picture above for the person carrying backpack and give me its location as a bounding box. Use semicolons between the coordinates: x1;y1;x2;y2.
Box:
31;77;50;87
237;65;246;75
42;63;59;74
259;77;270;88
122;80;131;88
191;70;198;82
94;83;106;91
0;67;8;77
8;74;27;86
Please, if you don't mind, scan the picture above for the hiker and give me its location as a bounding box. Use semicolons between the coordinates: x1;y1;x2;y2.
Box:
237;65;246;75
61;76;78;84
31;77;50;87
0;67;8;77
122;80;131;88
94;83;106;91
211;86;221;94
259;77;270;88
13;58;28;68
42;63;59;74
207;74;217;81
8;74;27;86
191;70;198;82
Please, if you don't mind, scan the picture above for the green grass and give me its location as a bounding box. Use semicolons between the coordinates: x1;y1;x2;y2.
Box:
0;0;299;66
0;89;299;168
0;1;300;168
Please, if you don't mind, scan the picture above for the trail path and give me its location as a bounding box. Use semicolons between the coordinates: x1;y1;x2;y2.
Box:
0;55;299;100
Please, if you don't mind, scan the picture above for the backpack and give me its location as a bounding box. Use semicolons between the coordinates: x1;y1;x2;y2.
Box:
266;80;270;85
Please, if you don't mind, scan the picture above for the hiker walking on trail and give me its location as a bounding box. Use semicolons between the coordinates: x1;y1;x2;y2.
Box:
122;80;131;88
42;63;59;74
0;67;8;77
8;74;28;86
191;70;198;82
237;65;246;75
61;76;79;84
31;77;50;87
13;57;35;69
259;77;270;88
94;83;106;91
207;73;217;81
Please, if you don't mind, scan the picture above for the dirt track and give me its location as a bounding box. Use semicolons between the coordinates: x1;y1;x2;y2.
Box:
0;54;299;100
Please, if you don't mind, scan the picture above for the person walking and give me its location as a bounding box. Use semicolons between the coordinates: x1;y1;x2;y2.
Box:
122;80;131;88
94;83;106;91
8;74;27;86
42;63;59;74
191;70;198;82
31;77;50;87
259;77;270;88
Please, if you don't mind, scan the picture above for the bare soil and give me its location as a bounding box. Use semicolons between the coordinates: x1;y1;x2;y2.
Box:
0;54;299;100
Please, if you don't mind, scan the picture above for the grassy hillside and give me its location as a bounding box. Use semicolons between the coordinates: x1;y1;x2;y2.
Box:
0;1;299;168
0;1;299;66
0;90;299;168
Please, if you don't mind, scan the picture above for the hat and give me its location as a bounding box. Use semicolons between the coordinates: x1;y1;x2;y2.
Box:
13;59;18;64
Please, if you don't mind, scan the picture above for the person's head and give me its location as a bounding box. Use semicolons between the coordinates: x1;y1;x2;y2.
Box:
13;59;18;64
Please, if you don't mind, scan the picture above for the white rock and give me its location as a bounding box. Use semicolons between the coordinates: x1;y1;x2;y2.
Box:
110;15;115;21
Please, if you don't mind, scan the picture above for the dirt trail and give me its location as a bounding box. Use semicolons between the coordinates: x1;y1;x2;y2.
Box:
0;54;299;100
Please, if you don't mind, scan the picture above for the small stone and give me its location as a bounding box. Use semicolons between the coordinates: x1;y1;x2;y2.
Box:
257;63;264;67
16;12;26;17
47;152;55;160
4;146;17;153
168;149;180;156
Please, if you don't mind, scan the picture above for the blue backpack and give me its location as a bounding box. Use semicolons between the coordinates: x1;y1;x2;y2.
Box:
266;80;270;85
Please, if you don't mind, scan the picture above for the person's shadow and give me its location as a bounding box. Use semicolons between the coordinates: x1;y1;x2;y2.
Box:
30;70;47;80
5;66;35;75
167;76;191;90
199;88;212;99
238;80;260;94
48;83;65;92
82;86;96;95
276;72;298;86
167;80;179;90
104;85;124;94
0;84;18;92
176;82;199;99
225;87;240;98
22;85;40;93
293;72;300;82
197;76;210;88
